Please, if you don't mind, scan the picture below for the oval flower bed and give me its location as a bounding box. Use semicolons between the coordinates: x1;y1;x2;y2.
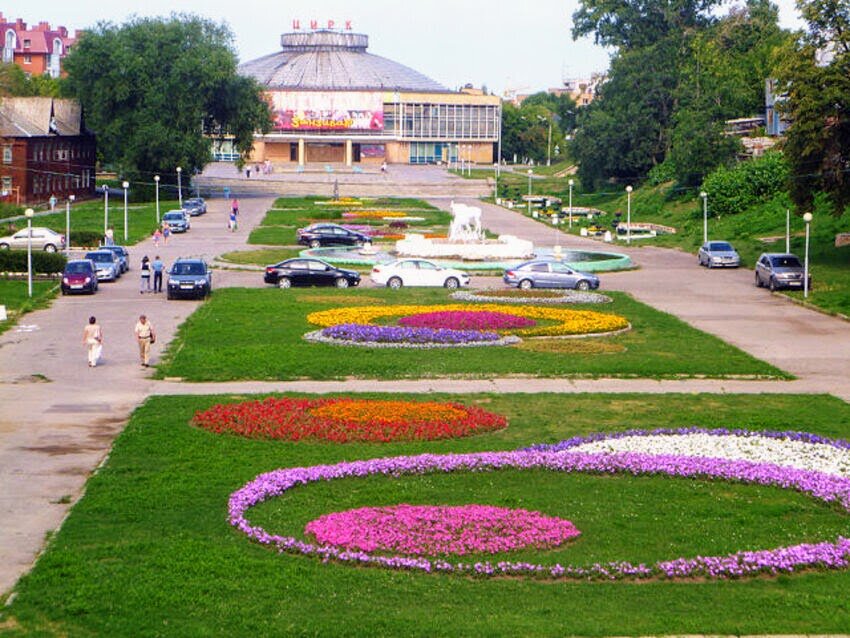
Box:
305;504;581;556
193;397;507;442
229;447;850;581
451;289;612;305
304;324;521;348
398;310;536;331
307;303;630;338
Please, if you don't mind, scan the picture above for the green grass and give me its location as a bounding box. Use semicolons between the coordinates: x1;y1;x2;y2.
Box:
0;279;58;335
155;287;786;381
0;198;182;247
218;248;304;265
4;393;850;636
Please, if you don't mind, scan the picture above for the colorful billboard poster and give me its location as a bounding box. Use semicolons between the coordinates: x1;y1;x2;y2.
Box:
360;144;385;158
269;91;384;131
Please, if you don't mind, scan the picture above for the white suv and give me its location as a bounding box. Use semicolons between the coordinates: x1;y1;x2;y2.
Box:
0;227;66;252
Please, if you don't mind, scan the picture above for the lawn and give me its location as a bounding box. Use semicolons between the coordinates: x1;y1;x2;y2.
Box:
0;279;58;336
155;287;786;381
4;393;850;636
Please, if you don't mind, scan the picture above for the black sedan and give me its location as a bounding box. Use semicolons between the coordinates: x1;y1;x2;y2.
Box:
297;223;371;248
264;258;361;289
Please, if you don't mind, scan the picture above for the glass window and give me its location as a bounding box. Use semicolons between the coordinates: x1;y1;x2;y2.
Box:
2;145;11;163
531;263;549;273
417;261;437;270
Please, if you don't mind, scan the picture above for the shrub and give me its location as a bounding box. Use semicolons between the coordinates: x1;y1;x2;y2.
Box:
69;230;106;247
0;250;67;273
701;152;789;217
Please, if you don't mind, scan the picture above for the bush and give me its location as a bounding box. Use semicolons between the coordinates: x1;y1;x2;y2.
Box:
0;250;67;273
70;230;105;247
701;152;789;217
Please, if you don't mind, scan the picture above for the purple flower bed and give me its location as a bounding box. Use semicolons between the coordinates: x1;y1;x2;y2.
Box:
322;323;500;344
305;504;581;555
398;311;536;331
229;449;850;581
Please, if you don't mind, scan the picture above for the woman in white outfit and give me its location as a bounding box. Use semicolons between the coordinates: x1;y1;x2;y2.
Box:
82;316;103;367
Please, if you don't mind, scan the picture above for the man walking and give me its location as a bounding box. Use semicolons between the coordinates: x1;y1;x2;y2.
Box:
134;314;156;367
152;256;165;293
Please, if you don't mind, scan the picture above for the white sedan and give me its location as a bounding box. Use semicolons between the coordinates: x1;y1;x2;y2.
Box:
371;259;470;289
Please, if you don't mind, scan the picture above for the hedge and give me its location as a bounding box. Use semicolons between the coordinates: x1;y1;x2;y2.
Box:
0;250;67;273
701;152;789;217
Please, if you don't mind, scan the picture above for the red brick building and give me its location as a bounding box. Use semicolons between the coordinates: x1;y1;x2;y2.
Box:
0;97;96;205
0;14;79;78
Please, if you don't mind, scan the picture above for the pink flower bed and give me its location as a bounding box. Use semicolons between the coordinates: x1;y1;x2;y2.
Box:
398;310;536;331
304;504;581;555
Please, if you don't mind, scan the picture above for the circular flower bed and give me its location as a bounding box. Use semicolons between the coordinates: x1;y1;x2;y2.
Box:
307;303;629;338
305;504;580;555
193;397;507;442
451;289;612;304
398;310;536;331
304;324;521;348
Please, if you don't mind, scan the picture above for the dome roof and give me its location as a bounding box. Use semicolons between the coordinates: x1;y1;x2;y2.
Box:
239;31;448;93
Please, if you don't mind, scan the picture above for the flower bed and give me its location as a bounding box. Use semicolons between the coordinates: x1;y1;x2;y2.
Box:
229;447;850;580
305;504;580;555
307;303;629;338
304;324;521;348
451;289;612;305
341;210;407;218
193;397;507;442
398;310;536;331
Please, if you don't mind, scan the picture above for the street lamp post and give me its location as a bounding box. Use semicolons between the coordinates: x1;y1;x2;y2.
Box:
493;162;498;201
527;169;533;217
786;208;791;253
25;208;33;297
122;181;129;242
568;178;574;229
700;191;708;244
803;212;813;298
547;119;552;166
65;194;75;256
626;185;633;245
102;184;109;234
154;175;160;224
467;145;472;177
176;166;183;207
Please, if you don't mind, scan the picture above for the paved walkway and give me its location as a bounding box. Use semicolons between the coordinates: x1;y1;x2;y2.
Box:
1;184;850;597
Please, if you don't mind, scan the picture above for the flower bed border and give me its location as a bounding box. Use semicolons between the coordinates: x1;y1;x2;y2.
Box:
304;328;521;349
451;289;612;304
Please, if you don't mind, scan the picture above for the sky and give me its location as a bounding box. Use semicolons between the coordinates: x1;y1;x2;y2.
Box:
24;0;804;95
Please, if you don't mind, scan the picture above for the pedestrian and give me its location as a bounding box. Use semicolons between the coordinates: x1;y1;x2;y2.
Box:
134;314;156;367
152;255;165;293
153;227;162;247
162;225;171;246
229;209;238;232
82;316;103;368
245;166;251;179
140;255;151;293
104;226;115;246
380;160;387;173
49;194;57;211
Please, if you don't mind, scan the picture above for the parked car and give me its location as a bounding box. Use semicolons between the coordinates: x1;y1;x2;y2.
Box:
0;227;65;252
182;197;207;216
698;241;741;268
264;258;361;288
503;260;600;290
98;244;130;273
371;258;469;289
60;259;98;295
297;223;371;248
754;253;811;291
166;258;212;299
162;210;190;233
84;250;122;282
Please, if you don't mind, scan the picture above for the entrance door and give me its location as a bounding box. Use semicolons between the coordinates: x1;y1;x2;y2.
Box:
352;144;361;163
290;144;298;162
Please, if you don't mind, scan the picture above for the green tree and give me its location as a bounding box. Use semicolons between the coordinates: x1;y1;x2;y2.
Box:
63;14;271;182
777;0;850;216
0;62;62;96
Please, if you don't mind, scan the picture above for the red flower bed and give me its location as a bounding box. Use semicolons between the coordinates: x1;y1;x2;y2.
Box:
398;310;535;331
192;397;508;442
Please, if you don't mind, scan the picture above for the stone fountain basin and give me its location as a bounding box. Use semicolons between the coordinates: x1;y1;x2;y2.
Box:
395;234;534;261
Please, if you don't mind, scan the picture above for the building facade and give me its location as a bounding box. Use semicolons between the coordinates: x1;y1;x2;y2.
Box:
0;97;96;204
238;29;501;166
0;14;78;78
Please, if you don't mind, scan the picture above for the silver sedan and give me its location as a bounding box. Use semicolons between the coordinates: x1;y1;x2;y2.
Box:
698;241;741;268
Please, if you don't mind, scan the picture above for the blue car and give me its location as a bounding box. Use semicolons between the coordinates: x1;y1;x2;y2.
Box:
162;210;190;233
503;260;600;291
84;250;122;281
167;257;212;299
98;244;130;273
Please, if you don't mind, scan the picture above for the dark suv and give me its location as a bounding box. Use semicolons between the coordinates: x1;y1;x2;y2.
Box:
166;258;212;299
754;253;811;291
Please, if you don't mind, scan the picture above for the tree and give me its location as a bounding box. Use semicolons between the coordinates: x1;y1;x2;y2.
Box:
0;62;62;97
63;14;271;182
778;0;850;216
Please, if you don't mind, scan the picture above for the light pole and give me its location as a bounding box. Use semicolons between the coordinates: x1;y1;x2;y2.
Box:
176;166;183;207
25;208;33;297
700;191;708;244
65;194;74;256
493;162;498;201
626;185;633;245
102;184;109;234
786;208;791;253
154;175;160;224
122;181;129;242
527;169;533;216
568;178;574;229
466;145;472;176
803;212;813;298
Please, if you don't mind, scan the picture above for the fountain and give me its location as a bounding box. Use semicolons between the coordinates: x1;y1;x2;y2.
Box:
394;202;535;261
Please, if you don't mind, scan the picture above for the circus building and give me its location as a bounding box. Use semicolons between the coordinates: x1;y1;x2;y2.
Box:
238;26;501;167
